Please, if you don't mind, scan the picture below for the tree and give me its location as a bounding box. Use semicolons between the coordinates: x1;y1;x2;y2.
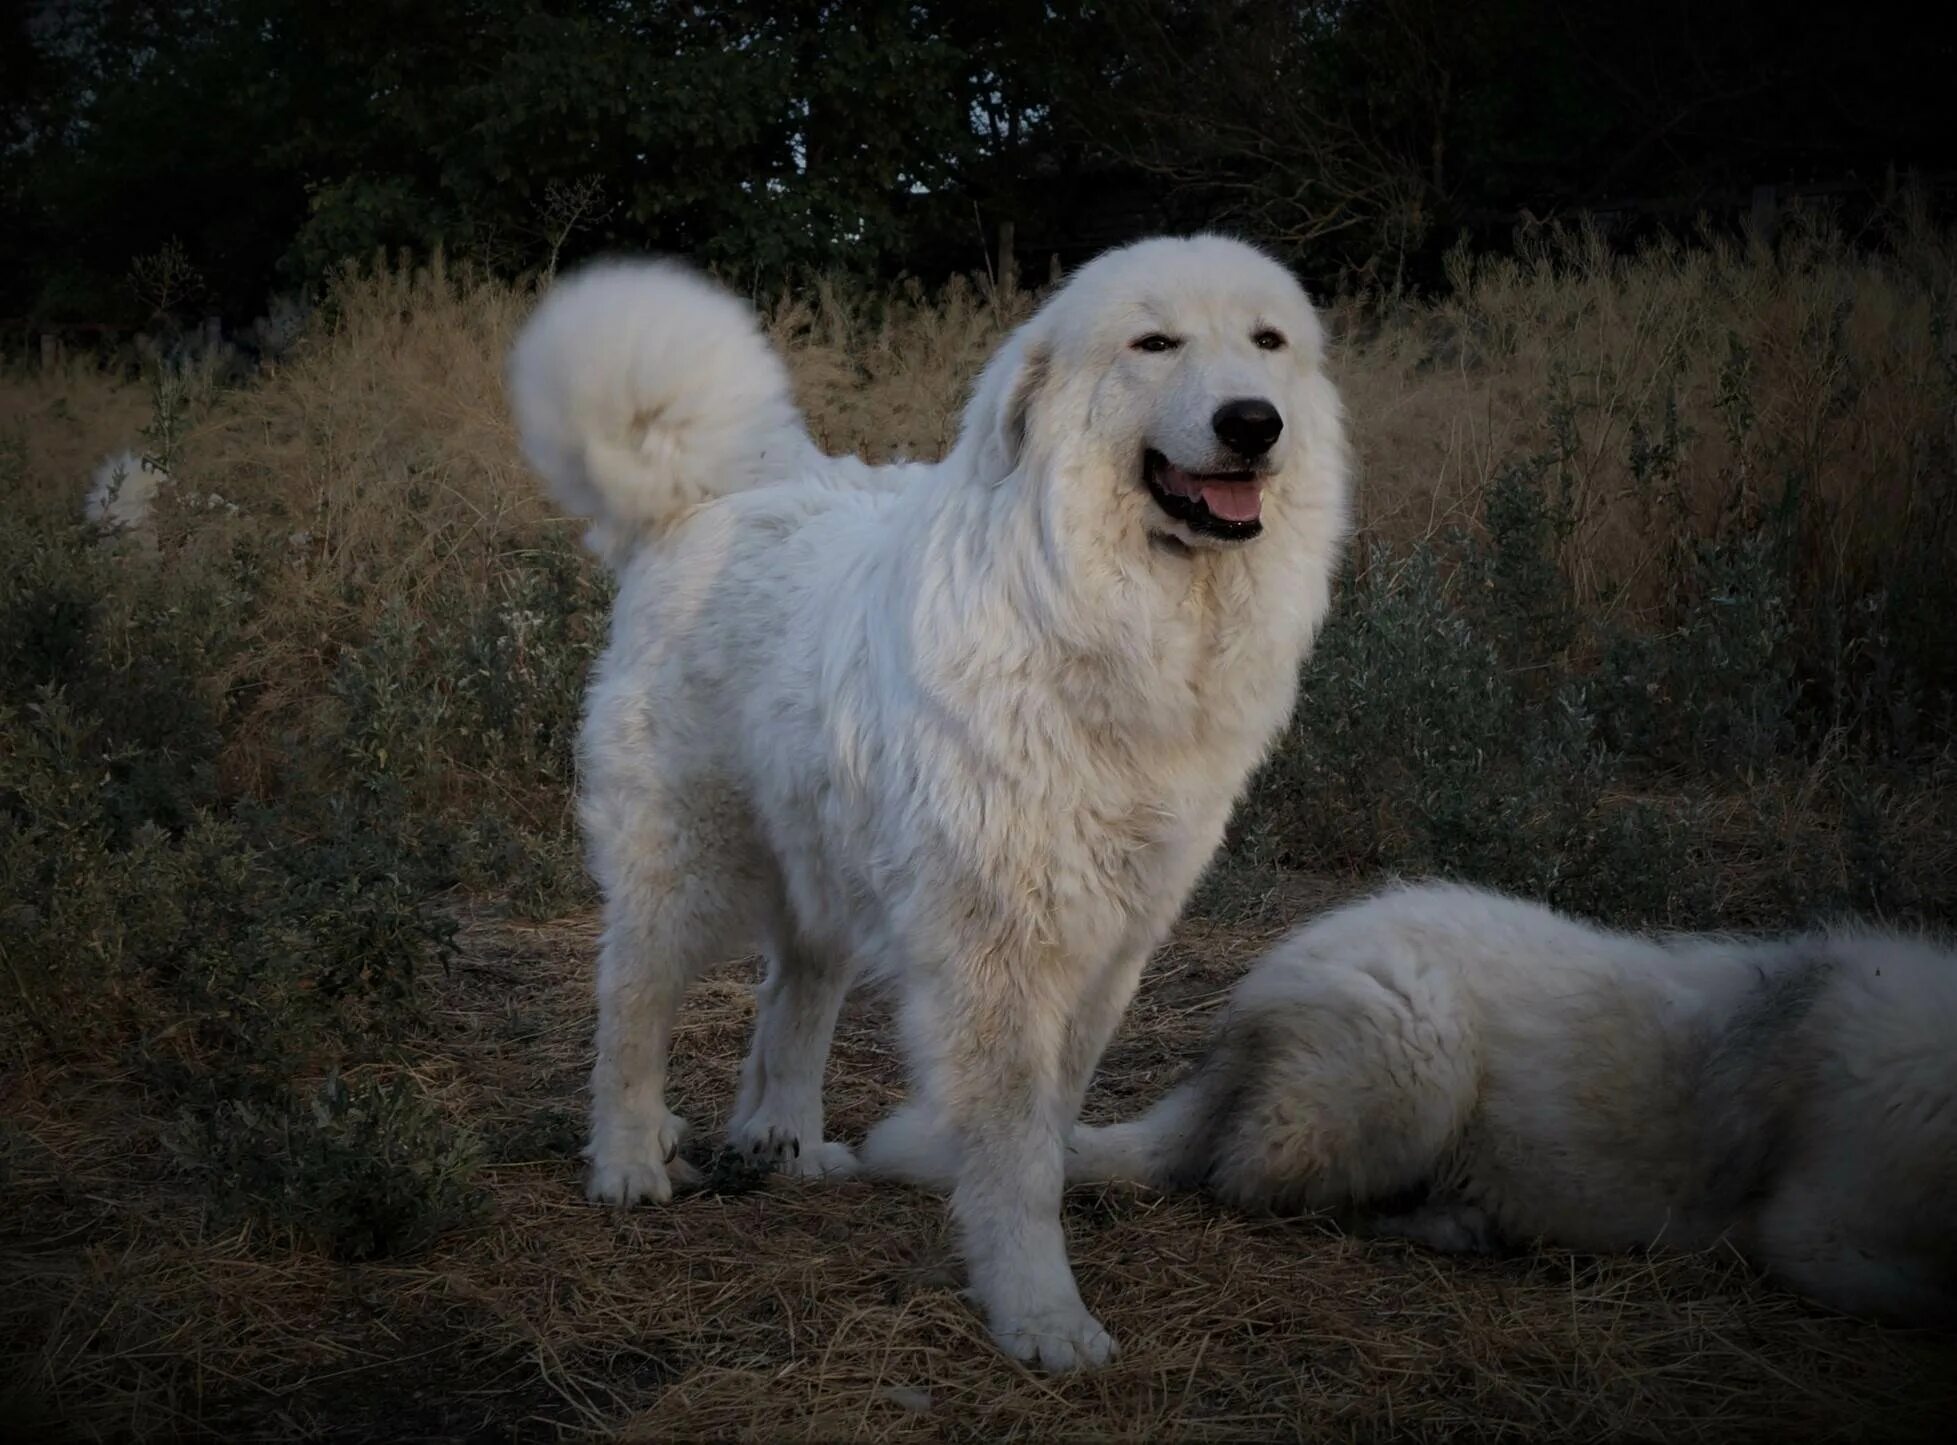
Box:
3;0;1952;325
2;1;1102;323
1076;0;1957;285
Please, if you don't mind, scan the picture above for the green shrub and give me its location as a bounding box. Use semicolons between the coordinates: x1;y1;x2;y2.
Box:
181;1070;485;1262
1596;526;1800;779
1219;541;1695;925
451;542;611;791
455;806;590;921
1209;387;1954;932
0;526;236;842
0;523;477;1260
314;534;604;914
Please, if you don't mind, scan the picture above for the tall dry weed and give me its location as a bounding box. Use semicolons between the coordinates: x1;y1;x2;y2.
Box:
9;219;1951;878
1337;209;1956;614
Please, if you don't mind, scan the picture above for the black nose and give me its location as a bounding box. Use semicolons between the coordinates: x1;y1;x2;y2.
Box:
1212;398;1283;457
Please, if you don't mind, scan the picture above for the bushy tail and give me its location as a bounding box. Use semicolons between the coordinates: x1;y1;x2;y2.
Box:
506;259;816;566
1065;1075;1219;1191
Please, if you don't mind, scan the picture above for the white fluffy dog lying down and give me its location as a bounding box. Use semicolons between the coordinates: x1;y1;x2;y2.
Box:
506;236;1349;1369
1065;882;1957;1326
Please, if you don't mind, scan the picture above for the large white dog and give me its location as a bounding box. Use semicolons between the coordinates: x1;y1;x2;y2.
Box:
1067;882;1957;1326
507;236;1350;1368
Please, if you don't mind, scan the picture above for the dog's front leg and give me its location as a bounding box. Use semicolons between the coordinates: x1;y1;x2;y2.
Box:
862;946;1157;1194
920;965;1118;1372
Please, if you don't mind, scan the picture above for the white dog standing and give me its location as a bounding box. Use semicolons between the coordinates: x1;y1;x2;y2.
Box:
507;236;1350;1368
1067;882;1957;1326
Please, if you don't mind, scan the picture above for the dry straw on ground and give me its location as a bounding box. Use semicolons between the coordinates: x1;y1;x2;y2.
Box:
9;901;1953;1442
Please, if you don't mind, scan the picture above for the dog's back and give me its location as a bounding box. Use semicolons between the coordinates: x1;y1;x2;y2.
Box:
1209;886;1765;1248
1070;884;1957;1324
1742;929;1957;1323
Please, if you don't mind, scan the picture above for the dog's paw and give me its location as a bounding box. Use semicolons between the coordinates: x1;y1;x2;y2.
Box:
586;1113;695;1205
729;1118;858;1179
991;1305;1119;1373
1361;1201;1497;1255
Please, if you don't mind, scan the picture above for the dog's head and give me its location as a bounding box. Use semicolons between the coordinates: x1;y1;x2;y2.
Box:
961;235;1342;555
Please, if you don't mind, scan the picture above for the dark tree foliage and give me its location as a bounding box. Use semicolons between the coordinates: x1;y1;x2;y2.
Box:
1079;0;1957;283
2;0;1950;325
3;1;1071;322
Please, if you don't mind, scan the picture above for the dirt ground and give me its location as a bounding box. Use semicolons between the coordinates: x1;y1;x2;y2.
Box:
8;889;1955;1442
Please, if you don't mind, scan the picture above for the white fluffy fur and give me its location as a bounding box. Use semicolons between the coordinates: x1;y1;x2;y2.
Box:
84;449;168;535
1068;882;1957;1326
507;238;1349;1369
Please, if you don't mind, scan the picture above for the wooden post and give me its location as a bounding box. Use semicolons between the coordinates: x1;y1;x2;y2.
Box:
997;219;1017;297
40;333;59;371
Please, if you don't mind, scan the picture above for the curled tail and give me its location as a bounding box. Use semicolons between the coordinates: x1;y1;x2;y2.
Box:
506;259;817;566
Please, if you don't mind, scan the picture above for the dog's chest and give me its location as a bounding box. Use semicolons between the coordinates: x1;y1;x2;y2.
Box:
981;619;1292;883
1029;723;1243;899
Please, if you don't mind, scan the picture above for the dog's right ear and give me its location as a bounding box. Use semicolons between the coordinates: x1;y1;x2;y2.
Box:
962;329;1052;478
998;341;1051;468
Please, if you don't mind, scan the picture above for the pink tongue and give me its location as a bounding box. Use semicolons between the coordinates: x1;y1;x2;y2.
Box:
1200;482;1263;522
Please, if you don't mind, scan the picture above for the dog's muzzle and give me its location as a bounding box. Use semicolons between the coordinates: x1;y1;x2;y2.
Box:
1143;449;1267;541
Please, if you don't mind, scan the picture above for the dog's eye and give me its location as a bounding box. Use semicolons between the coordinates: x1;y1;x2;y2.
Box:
1130;334;1181;354
1253;328;1287;351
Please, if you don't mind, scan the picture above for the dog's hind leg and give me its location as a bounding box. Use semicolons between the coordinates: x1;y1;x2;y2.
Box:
583;781;756;1206
727;929;858;1178
1749;1183;1957;1325
586;893;714;1204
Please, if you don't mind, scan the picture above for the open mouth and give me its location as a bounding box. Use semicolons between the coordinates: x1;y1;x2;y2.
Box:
1142;449;1265;541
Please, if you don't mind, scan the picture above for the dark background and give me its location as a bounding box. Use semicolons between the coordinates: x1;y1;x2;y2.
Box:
5;0;1955;328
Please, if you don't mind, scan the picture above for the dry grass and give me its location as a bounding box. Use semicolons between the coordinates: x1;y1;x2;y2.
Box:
9;899;1953;1443
1336;213;1956;612
2;357;154;511
10;211;1946;765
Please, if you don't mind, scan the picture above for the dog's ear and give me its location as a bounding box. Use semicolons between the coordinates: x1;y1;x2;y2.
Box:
998;341;1051;468
962;330;1052;477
